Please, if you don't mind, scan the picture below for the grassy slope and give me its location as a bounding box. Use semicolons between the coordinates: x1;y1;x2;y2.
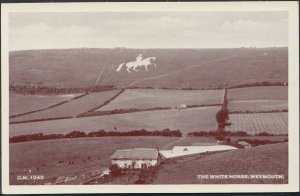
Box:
152;142;288;184
10;90;120;122
9;136;178;185
10;106;220;137
99;89;224;111
9;93;81;116
10;47;288;89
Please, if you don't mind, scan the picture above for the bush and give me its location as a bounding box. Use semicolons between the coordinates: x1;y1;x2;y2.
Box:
65;131;87;138
109;164;122;176
216;135;225;141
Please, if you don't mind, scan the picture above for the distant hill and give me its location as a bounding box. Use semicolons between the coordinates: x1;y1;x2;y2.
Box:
9;47;288;89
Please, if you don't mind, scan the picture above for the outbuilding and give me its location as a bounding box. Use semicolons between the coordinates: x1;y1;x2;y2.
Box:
110;148;161;169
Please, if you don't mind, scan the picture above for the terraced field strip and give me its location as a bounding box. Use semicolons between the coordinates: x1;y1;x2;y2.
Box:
227;86;288;101
228;100;288;113
10;90;121;123
10;106;220;137
98;89;224;111
225;112;288;135
9;93;84;117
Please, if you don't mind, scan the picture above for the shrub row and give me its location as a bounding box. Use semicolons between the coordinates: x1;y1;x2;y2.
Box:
9;84;115;95
188;130;249;137
10;129;182;143
229;109;288;114
227;81;287;89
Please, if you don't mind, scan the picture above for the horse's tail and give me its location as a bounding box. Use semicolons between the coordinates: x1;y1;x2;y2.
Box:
116;63;125;72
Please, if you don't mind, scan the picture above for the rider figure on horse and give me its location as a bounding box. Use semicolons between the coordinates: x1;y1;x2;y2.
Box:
136;54;143;62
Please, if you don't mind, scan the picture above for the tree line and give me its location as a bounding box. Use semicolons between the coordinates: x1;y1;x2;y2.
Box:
9;84;115;95
10;129;182;143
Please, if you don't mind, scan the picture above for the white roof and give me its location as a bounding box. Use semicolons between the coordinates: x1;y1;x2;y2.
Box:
160;145;237;158
111;148;158;160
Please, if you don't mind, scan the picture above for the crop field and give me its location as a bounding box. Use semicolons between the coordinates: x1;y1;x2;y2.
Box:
9;93;81;116
228;100;288;112
98;89;224;111
10;106;220;137
9;136;178;185
227;86;288;101
225;112;288;135
10;90;121;123
152;142;288;184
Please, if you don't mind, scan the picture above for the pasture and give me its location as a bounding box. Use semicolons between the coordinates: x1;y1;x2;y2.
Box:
9;136;178;185
152;142;288;184
10;106;220;137
225;112;288;135
9;93;81;116
228;100;288;113
227;86;288;101
10;48;287;89
98;89;224;111
10;90;121;123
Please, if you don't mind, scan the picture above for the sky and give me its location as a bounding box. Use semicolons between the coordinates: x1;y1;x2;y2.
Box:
9;11;288;51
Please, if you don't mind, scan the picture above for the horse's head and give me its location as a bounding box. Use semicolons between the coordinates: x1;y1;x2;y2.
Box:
150;57;156;61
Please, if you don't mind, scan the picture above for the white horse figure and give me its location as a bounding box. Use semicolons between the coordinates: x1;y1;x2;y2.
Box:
116;57;156;73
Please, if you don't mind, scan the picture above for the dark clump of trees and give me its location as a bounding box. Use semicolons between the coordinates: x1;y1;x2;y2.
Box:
216;108;229;130
10;129;182;143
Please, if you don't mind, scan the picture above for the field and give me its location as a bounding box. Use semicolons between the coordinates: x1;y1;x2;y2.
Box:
226;112;288;135
10;106;220;137
8;47;289;185
152;142;288;184
9;93;81;116
228;100;288;113
227;86;288;101
10;48;288;89
98;89;224;111
9;136;178;185
10;90;121;123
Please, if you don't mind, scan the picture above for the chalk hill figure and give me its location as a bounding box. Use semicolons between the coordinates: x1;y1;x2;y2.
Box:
116;55;156;73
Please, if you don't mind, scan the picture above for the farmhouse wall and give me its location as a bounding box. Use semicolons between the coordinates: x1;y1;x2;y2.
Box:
111;159;157;169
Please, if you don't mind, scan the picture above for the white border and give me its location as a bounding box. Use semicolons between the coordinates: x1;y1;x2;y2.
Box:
1;2;299;194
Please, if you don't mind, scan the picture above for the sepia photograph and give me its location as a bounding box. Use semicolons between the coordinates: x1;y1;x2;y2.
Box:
1;1;299;194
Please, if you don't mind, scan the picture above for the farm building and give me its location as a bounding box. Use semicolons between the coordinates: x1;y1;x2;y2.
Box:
159;145;238;158
172;104;187;109
110;148;161;169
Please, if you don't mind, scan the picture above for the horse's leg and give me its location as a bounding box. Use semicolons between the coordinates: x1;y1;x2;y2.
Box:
133;66;138;71
127;67;131;73
145;65;148;71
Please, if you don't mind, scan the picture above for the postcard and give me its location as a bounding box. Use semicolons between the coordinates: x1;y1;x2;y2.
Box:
1;1;299;194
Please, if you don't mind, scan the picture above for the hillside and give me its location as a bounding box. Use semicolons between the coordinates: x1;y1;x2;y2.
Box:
9;47;288;89
152;142;288;184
